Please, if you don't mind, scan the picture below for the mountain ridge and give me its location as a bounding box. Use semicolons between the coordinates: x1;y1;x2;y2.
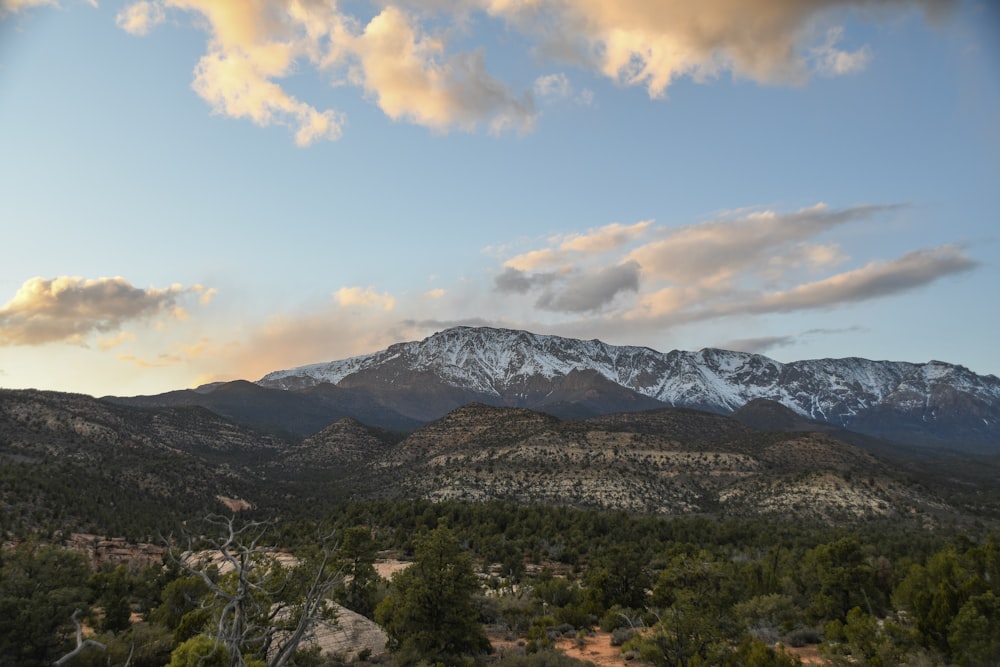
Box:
5;386;1000;536
258;326;1000;453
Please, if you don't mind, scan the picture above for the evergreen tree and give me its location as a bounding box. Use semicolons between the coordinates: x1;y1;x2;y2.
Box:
336;526;380;618
376;524;491;666
0;541;92;666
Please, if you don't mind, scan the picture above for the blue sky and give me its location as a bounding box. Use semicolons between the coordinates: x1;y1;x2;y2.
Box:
1;0;998;397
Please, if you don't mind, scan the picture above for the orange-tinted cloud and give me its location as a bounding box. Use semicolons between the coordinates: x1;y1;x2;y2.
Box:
97;331;137;351
626;203;893;286
505;220;652;271
116;336;213;368
493;203;976;332
484;0;952;96
334;286;396;311
0;0;57;16
0;276;209;346
115;1;165;35
350;6;535;133
109;0;952;142
748;245;977;313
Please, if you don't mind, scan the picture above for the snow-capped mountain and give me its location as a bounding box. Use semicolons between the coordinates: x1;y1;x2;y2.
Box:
258;326;1000;452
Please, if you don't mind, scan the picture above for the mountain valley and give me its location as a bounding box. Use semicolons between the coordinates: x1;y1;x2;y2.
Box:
3;326;1000;538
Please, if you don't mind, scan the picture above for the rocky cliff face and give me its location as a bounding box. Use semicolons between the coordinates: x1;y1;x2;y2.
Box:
63;533;166;570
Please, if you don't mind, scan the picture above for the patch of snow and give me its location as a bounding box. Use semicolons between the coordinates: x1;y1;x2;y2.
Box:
256;326;1000;430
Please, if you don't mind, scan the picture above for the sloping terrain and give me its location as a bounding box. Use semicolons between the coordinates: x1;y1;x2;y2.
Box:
258;326;1000;453
3;388;994;539
107;379;422;437
0;389;291;537
304;404;963;525
732;398;1000;519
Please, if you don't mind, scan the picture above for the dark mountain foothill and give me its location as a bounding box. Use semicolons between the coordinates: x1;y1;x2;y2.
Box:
4;326;999;538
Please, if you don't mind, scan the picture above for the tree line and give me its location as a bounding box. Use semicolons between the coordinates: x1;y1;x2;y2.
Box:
1;500;998;666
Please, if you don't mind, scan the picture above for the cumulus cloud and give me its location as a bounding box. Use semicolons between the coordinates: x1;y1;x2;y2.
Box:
0;276;210;347
625;243;976;327
351;6;536;133
505;220;652;271
195;286;218;305
491;203;978;336
626;203;896;287
112;0;535;142
177;0;346;147
499;204;904;321
534;72;571;100
494;266;558;294
120;200;973;387
535;261;640;313
483;0;953;97
105;0;953;142
496;223;649;312
115;1;165;35
747;245;977;313
811;27;871;76
0;0;57;16
334;286;396;311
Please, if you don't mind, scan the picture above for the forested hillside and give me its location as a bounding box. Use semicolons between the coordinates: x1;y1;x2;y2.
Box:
3;387;999;666
2;500;998;666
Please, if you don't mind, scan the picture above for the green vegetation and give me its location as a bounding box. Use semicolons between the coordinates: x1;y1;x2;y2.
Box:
376;524;491;666
0;541;91;665
0;500;998;666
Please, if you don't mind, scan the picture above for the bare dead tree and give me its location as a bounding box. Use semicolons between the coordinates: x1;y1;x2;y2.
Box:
267;537;340;667
53;609;106;666
172;514;343;667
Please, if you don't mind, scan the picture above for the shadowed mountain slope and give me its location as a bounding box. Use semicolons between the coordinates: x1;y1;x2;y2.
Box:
259;326;1000;453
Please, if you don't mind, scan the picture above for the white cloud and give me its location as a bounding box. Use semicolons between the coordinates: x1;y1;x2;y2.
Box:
189;37;345;147
0;276;208;346
0;0;57;16
115;0;165;36
505;219;653;271
350;6;535;134
490;203;977;336
334;286;396;311
748;245;977;313
534;72;570;99
811;27;872;76
482;0;952;97
97;203;973;387
535;261;640;313
109;0;953;143
626;203;894;287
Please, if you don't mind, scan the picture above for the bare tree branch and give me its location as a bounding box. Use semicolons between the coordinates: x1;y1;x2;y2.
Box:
170;515;345;667
53;609;106;666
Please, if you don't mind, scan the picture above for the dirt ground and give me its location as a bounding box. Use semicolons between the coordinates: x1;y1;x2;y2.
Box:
553;632;635;667
373;559;412;579
538;631;824;667
785;644;826;664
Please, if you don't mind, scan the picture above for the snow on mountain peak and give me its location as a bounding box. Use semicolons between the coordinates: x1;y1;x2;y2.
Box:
258;326;1000;435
